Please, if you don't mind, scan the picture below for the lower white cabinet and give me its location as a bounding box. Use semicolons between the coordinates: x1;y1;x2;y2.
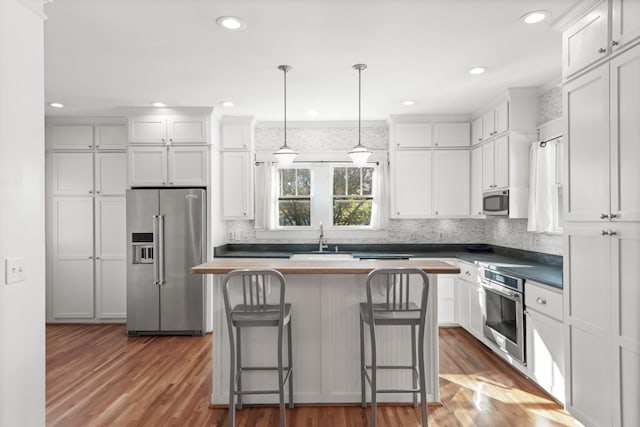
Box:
437;274;457;325
455;261;483;339
222;151;254;219
128;145;208;187
95;197;126;318
525;281;565;404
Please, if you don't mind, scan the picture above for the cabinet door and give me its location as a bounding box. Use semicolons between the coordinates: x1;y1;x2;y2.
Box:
611;0;640;51
433;150;469;216
610;45;640;222
611;223;640;427
494;136;509;189
470;146;484;216
168;146;208;186
526;309;565;403
390;150;431;217
482;110;495;140
95;197;126;318
167;115;209;144
564;224;612;427
494;101;509;135
95;152;127;196
468;283;484;339
49;125;94;150
128;116;167;143
127;146;168;187
437;274;456;325
94;124;127;150
562;2;609;77
222;123;252;150
222;151;253;219
564;65;610;221
471;117;483;146
433;122;470;147
482;142;495;191
50;152;94;195
455;278;470;329
52;197;94;318
393;122;432;148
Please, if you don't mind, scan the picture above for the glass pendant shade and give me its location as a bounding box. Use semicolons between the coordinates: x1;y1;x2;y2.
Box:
274;145;297;168
348;145;372;167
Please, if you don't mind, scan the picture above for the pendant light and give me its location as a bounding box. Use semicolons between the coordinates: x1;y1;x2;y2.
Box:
349;63;372;167
274;65;297;168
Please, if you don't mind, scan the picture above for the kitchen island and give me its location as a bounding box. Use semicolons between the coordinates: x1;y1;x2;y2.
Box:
192;258;459;406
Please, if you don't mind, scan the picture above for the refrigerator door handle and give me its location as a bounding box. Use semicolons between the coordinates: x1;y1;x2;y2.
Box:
158;214;166;285
153;215;160;286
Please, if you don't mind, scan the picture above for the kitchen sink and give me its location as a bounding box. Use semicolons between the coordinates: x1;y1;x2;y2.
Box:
289;252;355;261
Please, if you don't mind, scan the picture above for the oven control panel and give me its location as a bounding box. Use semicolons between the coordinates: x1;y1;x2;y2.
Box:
483;269;524;293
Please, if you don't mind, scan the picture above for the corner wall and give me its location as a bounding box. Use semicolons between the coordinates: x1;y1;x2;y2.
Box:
0;0;46;426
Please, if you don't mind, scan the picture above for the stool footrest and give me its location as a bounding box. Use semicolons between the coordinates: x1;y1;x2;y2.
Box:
239;366;292;371
364;365;418;370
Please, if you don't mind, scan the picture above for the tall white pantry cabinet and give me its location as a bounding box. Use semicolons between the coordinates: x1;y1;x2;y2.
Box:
46;121;127;321
560;1;640;425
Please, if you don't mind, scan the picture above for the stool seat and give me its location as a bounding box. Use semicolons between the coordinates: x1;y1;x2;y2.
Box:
359;302;421;325
231;303;292;327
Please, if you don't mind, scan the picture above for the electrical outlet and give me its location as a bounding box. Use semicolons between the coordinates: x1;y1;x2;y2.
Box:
439;231;444;240
5;257;26;284
228;230;235;241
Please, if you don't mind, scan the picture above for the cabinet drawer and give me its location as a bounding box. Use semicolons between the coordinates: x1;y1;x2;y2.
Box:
457;261;479;283
525;281;563;321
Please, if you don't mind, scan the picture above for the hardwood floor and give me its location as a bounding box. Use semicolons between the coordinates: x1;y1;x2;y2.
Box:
46;325;579;426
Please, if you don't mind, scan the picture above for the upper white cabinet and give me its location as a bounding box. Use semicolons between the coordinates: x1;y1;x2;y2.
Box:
50;152;94;195
221;116;254;150
128;145;208;187
433;122;470;147
128;115;209;144
482;100;509;140
392;121;433;148
470;146;484;216
611;0;640;50
95;152;127;196
564;44;640;222
47;122;127;151
482;136;509;191
390;150;432;217
222;152;254;219
471;117;483;146
433;150;470;216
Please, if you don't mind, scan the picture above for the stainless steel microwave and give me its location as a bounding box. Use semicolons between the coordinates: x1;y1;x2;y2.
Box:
483;189;509;215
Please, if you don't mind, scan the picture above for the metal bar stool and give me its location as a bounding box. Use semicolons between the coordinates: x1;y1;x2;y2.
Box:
222;268;294;427
359;267;431;427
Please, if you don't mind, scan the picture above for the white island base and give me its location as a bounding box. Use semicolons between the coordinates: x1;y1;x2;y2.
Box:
208;273;441;406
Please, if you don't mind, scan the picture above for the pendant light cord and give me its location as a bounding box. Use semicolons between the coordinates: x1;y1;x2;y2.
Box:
358;66;361;146
284;67;287;148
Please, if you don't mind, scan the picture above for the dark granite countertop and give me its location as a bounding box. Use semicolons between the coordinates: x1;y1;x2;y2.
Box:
214;243;563;289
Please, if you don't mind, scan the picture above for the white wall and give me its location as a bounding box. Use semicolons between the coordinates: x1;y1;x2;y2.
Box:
0;0;46;426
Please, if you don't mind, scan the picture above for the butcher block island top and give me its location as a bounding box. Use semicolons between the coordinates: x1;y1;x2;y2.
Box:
191;258;460;275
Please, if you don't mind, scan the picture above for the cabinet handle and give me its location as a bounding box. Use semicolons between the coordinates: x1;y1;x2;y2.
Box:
601;230;609;236
465;271;471;276
611;40;619;47
536;297;547;305
600;213;610;219
598;47;606;53
608;230;617;236
610;213;618;219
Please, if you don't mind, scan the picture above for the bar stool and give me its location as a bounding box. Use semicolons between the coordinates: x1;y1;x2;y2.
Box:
359;267;431;427
222;268;294;427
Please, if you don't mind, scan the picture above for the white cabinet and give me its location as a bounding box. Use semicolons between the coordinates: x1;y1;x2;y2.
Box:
95;197;126;318
562;2;609;78
482;100;509;139
433;150;469;216
94;125;127;150
611;0;640;50
525;281;565;404
482;136;509;191
471;117;483;146
128;145;208;187
564;44;640;222
433;122;470;147
392;122;433;148
455;261;483;339
48;123;126;150
390;150;432;217
437;274;457;325
221;117;254;150
128;115;209;144
222;151;254;219
50;152;94;195
95;152;127;195
470;146;484;216
564;223;640;427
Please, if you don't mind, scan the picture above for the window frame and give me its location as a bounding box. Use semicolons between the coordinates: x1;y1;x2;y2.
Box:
331;166;375;228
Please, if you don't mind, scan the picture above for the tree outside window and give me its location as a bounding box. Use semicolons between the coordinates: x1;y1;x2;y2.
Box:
278;168;311;226
332;167;373;226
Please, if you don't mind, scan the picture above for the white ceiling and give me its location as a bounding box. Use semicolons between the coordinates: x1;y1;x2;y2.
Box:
44;0;577;121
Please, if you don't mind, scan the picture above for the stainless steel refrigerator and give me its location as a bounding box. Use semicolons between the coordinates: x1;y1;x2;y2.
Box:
126;188;206;336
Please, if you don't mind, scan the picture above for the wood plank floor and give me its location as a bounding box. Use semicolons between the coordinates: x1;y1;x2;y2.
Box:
46;325;579;426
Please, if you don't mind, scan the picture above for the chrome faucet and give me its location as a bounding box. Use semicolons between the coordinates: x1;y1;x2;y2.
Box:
318;222;329;252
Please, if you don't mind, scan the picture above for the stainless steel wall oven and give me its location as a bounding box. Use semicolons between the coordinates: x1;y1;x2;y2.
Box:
482;268;526;364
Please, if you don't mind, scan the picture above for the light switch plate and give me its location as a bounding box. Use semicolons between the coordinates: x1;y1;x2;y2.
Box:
5;257;26;284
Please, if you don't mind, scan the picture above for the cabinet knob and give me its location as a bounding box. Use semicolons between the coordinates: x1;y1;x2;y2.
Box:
162;182;166;185
89;191;93;194
465;271;471;276
478;211;482;215
243;212;247;216
95;256;100;260
600;213;610;219
435;211;438;215
435;142;439;146
397;211;400;215
169;182;174;185
536;297;547;305
598;47;606;53
88;256;93;259
96;191;100;194
88;145;93;148
611;40;619;47
608;230;617;236
162;138;166;142
169;138;173;142
601;230;609;236
478;138;482;142
610;213;618;219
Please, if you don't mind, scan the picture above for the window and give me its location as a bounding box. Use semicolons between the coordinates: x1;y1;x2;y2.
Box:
278;168;311;226
332;167;374;226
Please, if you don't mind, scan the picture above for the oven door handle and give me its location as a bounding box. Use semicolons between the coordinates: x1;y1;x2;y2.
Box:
482;281;521;301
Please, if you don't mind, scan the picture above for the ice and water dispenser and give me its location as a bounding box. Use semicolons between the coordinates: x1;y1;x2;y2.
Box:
132;232;154;264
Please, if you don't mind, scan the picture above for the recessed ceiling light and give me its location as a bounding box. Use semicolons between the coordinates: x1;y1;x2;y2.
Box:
307;109;319;116
402;100;415;106
49;102;64;108
216;16;246;31
152;102;166;107
221;101;234;108
520;10;551;24
469;67;487;75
